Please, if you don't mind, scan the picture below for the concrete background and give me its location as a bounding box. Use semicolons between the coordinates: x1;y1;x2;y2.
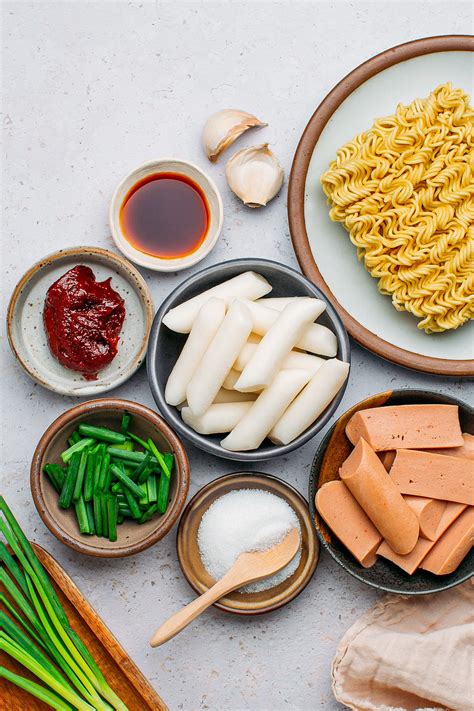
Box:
1;2;472;709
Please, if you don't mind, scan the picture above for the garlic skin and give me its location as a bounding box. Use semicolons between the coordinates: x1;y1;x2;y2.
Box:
202;109;266;162
225;144;284;208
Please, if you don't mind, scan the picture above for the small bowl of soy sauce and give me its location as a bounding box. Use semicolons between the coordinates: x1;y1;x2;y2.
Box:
110;159;224;272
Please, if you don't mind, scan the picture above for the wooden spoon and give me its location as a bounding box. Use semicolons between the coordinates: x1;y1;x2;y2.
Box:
150;527;300;647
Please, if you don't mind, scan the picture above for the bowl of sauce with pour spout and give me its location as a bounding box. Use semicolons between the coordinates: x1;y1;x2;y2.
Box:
110;159;223;271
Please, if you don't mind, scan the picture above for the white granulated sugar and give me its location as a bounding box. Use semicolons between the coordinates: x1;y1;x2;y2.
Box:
197;488;301;593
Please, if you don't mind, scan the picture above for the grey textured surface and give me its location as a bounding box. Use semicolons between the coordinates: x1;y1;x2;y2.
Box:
1;2;472;710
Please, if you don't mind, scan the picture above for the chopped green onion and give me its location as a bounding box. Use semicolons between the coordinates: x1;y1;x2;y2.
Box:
85;501;95;536
61;438;95;464
109;464;143;499
110;440;134;452
43;464;66;493
157;471;171;514
78;423;127;445
147;475;158;503
120;484;141;520
107;447;158;467
68;430;81;447
97;452;110;492
138;504;160;524
107;497;118;542
135;453;153;484
147;439;171;478
93;445;105;494
59;454;80;509
120;412;131;435
83;451;96;502
126;432;150;450
74;496;90;534
92;495;102;538
73;450;88;503
138;482;149;508
100;495;109;538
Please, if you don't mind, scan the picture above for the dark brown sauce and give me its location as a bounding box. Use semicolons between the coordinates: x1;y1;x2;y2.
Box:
120;172;209;259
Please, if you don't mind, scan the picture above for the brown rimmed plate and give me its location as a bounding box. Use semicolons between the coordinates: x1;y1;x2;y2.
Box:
1;542;167;709
7;246;154;395
177;472;319;615
31;399;190;557
309;388;474;594
289;35;474;376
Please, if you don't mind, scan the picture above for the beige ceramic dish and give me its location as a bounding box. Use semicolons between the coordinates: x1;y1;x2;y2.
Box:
7;246;154;396
110;159;224;271
176;472;319;614
289;35;474;376
30;399;190;558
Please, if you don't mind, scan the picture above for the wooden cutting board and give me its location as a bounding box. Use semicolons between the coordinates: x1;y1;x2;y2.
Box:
0;543;167;710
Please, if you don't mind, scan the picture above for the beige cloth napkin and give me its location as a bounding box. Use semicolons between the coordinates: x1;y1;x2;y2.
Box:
332;580;473;711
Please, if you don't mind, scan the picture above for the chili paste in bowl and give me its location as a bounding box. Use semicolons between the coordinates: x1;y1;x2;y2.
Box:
7;246;153;396
43;265;125;380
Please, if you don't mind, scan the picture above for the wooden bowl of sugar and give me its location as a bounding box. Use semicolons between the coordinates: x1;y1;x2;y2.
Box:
176;472;319;614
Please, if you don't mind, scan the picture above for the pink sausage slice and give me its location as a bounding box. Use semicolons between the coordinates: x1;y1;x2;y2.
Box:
424;433;474;461
345;404;463;451
390;450;474;506
315;481;382;567
404;496;446;541
377;502;467;574
420;507;473;575
378;433;473;473
339;439;419;555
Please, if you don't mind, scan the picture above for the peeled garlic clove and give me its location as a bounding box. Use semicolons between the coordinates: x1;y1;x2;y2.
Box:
225;144;284;208
202;109;266;162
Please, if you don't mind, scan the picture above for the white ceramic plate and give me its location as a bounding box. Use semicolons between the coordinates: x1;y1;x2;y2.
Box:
7;247;154;396
290;38;474;375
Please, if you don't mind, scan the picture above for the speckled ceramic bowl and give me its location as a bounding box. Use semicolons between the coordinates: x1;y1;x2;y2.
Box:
31;399;190;557
309;389;474;595
177;472;319;614
7;247;154;396
147;258;350;461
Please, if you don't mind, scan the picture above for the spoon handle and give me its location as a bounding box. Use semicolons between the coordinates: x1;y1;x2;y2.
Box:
149;571;241;647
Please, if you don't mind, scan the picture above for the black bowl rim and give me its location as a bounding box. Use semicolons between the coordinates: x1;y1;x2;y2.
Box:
309;388;474;595
147;257;351;461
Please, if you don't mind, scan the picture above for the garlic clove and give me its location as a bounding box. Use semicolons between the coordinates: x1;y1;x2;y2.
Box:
202;109;266;162
225;144;284;208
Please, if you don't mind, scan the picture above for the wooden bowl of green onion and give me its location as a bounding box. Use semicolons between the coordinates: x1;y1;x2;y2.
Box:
30;399;190;557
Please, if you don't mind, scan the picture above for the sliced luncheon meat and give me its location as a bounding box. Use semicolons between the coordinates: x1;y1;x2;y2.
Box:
423;433;474;461
390;450;474;506
377;502;467;574
404;496;447;541
420;508;473;575
339;439;419;555
345;404;463;451
315;481;382;567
